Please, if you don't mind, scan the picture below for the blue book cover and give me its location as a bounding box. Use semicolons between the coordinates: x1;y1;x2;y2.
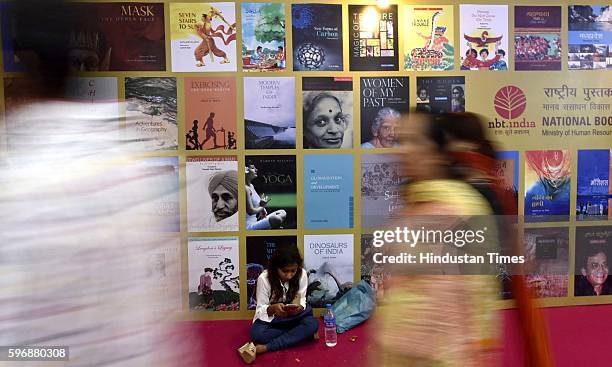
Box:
1;3;24;72
577;150;610;221
568;6;612;70
304;154;354;229
292;4;343;71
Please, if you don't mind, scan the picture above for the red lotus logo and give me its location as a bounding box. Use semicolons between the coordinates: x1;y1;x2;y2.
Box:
494;86;526;119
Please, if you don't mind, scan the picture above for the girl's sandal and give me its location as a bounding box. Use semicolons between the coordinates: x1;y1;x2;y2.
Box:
238;341;256;364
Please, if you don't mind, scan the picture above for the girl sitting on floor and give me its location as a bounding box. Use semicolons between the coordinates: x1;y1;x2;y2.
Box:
238;245;319;364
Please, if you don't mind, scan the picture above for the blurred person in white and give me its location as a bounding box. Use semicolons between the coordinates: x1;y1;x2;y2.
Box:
0;1;186;365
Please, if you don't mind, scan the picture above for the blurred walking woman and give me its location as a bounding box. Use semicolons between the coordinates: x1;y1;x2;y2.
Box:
377;111;500;367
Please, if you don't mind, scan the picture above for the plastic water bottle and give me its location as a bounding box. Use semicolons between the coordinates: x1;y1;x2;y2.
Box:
323;303;337;347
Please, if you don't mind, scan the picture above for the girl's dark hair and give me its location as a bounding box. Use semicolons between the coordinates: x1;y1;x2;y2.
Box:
267;245;303;303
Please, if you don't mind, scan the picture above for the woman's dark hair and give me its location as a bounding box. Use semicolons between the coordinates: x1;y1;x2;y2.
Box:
403;110;462;179
437;112;496;159
267;245;303;303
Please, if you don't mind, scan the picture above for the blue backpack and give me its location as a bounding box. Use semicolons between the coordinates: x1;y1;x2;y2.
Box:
329;280;376;333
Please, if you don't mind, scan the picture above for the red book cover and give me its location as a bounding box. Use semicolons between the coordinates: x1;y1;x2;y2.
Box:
69;2;166;71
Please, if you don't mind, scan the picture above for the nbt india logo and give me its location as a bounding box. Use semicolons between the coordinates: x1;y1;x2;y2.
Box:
488;86;535;129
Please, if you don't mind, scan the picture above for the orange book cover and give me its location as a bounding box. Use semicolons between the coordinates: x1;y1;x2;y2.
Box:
184;77;237;150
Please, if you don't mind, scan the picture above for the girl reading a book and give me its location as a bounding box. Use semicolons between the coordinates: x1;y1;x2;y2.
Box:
238;245;318;364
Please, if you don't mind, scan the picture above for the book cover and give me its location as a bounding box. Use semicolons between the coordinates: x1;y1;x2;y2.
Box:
64;77;119;107
304;234;354;307
360;77;408;148
524;150;571;222
568;5;612;70
348;5;399;71
124;77;177;151
460;5;509;71
291;4;343;71
577;150;611;221
244;77;296;149
2;3;166;72
245;155;297;230
184;77;237;150
186;156;238;232
145;235;182;313
0;2;22;72
514;6;562;71
404;6;454;71
361;234;390;301
416;76;466;114
302;77;354;149
524;227;569;298
90;3;166;71
361;154;405;228
126;157;180;232
188;236;240;311
574;226;612;296
496;151;519;215
4;77;119;150
246;236;297;309
241;3;286;72
169;3;237;72
304;154;354;229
